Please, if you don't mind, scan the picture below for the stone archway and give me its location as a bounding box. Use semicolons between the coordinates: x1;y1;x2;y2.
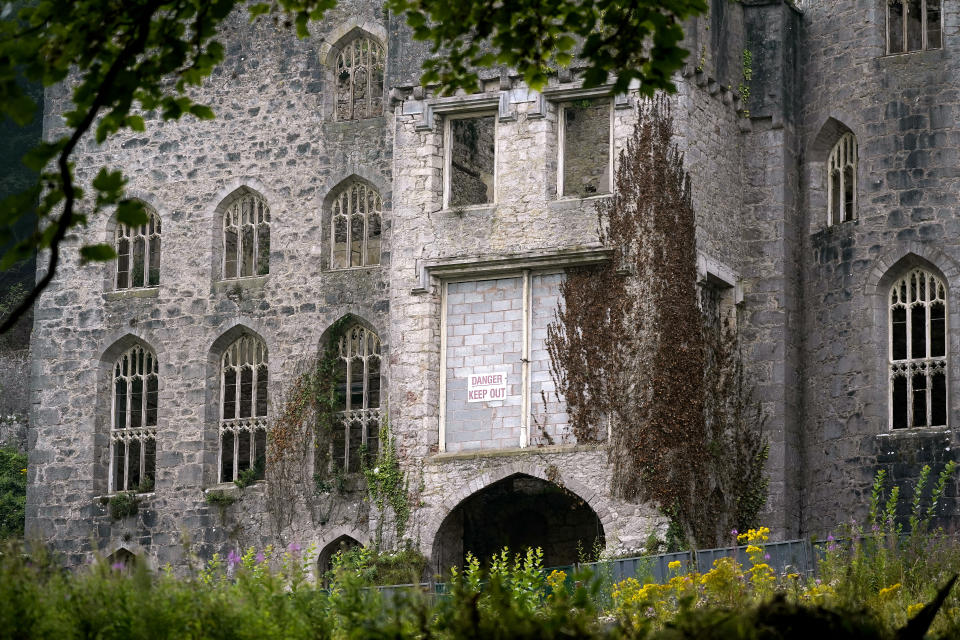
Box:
317;535;362;583
431;473;605;574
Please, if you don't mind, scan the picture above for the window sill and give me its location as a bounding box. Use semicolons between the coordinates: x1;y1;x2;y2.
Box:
212;276;269;293
876;425;950;438
877;47;943;61
103;287;159;301
429;442;605;463
439;204;497;216
327;265;381;273
549;194;612;211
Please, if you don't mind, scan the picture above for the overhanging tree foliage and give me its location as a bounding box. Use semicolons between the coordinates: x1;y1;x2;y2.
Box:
0;0;707;333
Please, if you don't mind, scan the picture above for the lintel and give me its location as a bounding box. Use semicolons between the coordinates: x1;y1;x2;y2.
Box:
413;246;612;293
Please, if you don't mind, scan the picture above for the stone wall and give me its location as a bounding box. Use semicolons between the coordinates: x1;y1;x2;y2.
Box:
798;0;960;535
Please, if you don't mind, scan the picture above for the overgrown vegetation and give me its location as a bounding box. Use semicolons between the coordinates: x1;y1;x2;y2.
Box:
546;97;767;548
364;413;411;541
0;447;26;538
4;475;960;640
107;491;139;520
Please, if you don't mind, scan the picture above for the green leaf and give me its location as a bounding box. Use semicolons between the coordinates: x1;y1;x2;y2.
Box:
188;104;215;120
91;168;125;194
115;200;149;227
79;243;117;263
127;115;145;132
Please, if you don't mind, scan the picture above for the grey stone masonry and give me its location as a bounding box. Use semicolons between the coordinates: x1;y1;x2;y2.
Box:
25;0;960;571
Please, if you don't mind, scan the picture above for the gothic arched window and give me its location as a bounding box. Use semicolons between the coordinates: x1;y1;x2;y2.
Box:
116;206;161;289
335;35;384;121
111;344;158;493
890;269;948;429
219;335;268;482
330;181;382;269
222;192;270;279
332;325;381;472
828;133;857;225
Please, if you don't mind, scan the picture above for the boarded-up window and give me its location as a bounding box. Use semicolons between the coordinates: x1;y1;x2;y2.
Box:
446;115;495;208
561;100;611;197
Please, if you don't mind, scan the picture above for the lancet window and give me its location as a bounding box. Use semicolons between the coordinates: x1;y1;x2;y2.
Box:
116;207;161;289
111;344;158;493
223;192;270;279
335;35;384;120
828;133;857;225
219;335;268;482
331;181;382;269
332;325;381;472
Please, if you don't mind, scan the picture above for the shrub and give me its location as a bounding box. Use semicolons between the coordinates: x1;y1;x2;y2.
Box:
0;447;26;538
108;492;139;520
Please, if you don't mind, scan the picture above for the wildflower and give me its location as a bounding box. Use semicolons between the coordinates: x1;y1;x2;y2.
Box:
827;534;835;542
227;550;240;566
111;562;125;571
787;573;800;580
730;529;738;537
255;551;266;563
668;560;682;572
764;553;771;561
907;602;925;617
746;545;762;554
288;541;302;553
879;583;902;599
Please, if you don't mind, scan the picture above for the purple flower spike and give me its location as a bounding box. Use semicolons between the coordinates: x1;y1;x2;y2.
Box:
227;550;240;566
111;562;125;571
827;534;835;542
256;551;266;563
764;553;771;561
288;541;302;553
730;529;738;537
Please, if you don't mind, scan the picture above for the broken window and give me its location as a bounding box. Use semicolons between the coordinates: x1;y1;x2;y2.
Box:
889;269;947;429
827;133;857;225
115;206;161;289
222;192;270;279
335;35;384;121
111;344;158;493
330;181;382;269
331;325;381;472
445;114;496;208
560;99;611;197
220;335;268;483
887;0;941;53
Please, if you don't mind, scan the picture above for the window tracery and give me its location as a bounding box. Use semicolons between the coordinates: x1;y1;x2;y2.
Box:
331;181;382;269
827;133;857;225
335;35;384;121
332;325;381;472
219;335;268;483
222;192;270;279
110;344;158;493
116;207;161;289
889;269;948;429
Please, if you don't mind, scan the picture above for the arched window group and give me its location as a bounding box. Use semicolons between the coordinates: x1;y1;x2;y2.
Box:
219;335;269;483
889;268;948;429
331;181;382;269
333;325;382;472
222;192;271;279
335;35;384;121
111;344;158;493
116;206;161;289
828;132;857;225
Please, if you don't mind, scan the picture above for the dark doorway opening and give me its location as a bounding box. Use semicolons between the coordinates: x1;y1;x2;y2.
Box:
432;473;605;574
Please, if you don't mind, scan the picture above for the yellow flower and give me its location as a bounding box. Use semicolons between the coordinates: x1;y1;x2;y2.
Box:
787;573;800;580
745;545;762;555
668;560;682;572
907;602;925;617
879;583;902;599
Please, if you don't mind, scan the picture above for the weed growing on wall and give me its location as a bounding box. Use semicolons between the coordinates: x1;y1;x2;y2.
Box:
364;412;411;540
547;96;767;548
0;447;26;538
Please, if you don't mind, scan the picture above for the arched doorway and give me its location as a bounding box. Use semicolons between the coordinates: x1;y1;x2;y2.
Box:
106;548;138;571
431;473;605;574
317;535;362;583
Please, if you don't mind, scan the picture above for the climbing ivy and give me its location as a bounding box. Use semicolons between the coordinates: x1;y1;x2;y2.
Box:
363;413;410;541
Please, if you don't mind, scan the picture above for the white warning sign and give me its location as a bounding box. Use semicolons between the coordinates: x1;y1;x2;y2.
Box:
467;371;508;403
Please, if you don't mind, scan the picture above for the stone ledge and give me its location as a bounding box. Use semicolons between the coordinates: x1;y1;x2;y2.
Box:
211;276;269;295
548;194;612;211
428;442;606;463
103;287;159;301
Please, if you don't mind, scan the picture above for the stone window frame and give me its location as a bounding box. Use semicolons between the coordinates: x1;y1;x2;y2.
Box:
109;343;158;494
115;205;161;291
219;190;271;280
218;334;269;483
441;110;499;211
886;0;942;55
329;323;382;473
328;179;383;270
332;32;385;121
827;133;858;226
556;97;614;199
888;268;949;430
